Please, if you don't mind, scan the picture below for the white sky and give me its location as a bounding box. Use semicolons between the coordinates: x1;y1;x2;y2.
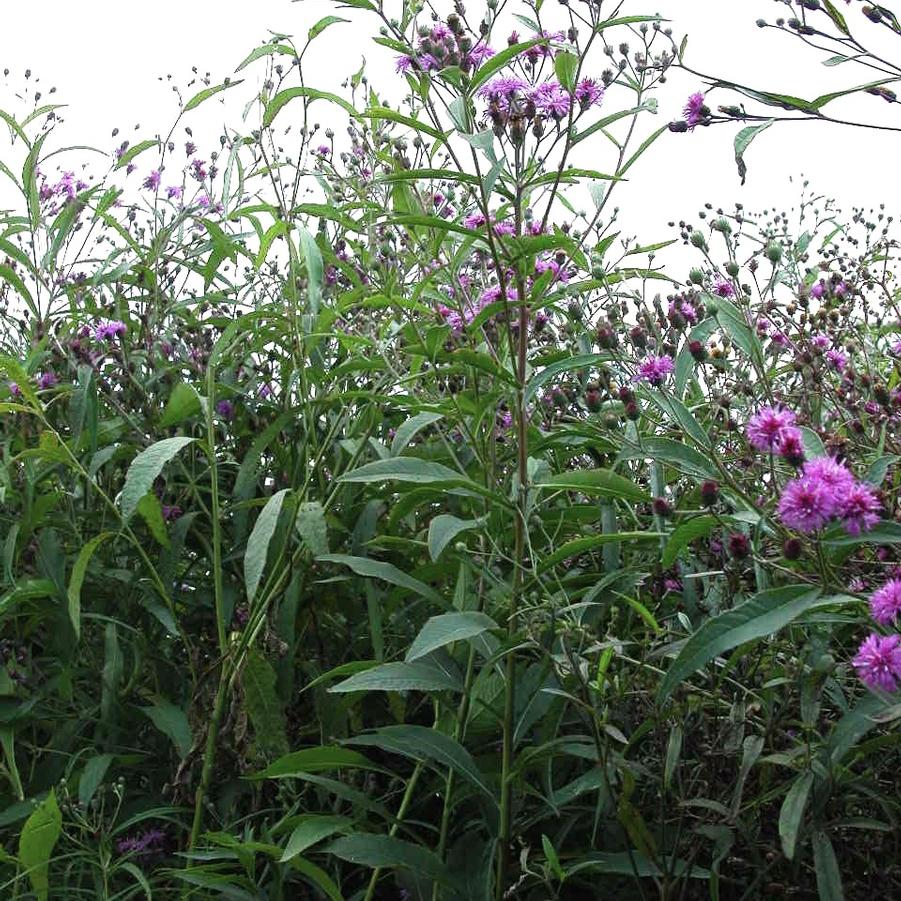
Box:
1;0;898;264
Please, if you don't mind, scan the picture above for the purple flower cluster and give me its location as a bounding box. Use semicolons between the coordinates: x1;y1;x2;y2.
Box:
635;354;675;387
853;633;901;692
777;457;881;536
116;828;167;860
94;319;127;341
477;74;604;124
746;406;801;458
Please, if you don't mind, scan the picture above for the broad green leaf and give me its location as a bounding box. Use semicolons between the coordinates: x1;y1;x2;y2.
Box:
317;554;444;606
329;660;463;693
251;746;375;779
619;436;720;480
296;501;328;555
734;120;773;184
345;724;496;802
119;437;195;522
309;15;349;41
865;454;899;486
288;856;345;901
79;754;114;807
537;468;649;503
779;771;813;861
141;699;193;758
326;834;453;886
159;382;201;428
18;788;62;901
340;457;472;487
812;831;844;901
184;79;244;112
244;649;289;758
539;532;664;573
662;516;718;568
67;532;113;640
235;43;295;71
554;51;579;93
280;815;352;862
264;87;358;127
659;586;827;702
244;488;290;604
406;612;497;661
391;411;443;456
428;514;483;560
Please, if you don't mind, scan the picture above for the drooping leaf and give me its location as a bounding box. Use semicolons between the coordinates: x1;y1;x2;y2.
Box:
329;660;463;694
406;612;497;661
140;699;193;758
244;489;290;604
119;437;196;522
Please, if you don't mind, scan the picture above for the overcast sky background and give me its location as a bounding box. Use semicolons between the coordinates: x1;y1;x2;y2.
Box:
1;0;897;266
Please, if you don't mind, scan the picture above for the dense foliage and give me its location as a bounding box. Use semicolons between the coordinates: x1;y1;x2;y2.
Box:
1;1;900;898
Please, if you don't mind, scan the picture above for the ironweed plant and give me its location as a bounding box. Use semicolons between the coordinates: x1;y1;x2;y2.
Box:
0;1;900;899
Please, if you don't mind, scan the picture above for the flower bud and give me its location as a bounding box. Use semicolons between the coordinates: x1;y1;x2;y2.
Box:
728;532;750;559
782;537;802;560
700;480;719;506
765;241;783;263
689;267;705;285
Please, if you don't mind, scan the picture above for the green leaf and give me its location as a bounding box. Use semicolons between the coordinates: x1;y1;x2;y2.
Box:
734;120;773;184
865;455;899;486
288;856;345;901
536;468;649;503
159;382;201;428
406;612;497;661
78;754;114;807
67;532;114;640
114;139;159;171
184;79;243;112
317;554;444;606
658;585;824;703
428;514;483;561
298;227;323;315
309;15;349;41
141;699;193;758
662;516;718;568
18;788;62;901
280;815;352;862
326;834;453;886
391;411;443;455
235;43;295;72
0;355;39;407
779;771;813;861
244;489;290;604
329;660;463;694
554;51;579;93
251;746;375;779
619;436;720;480
264;87;358;127
822;0;850;34
136;493;170;547
244;649;289;758
296;501;328;555
524;353;612;404
119;437;196;522
345;724;495;802
469;38;548;95
340;457;473;487
812;831;844;901
539;532;664;574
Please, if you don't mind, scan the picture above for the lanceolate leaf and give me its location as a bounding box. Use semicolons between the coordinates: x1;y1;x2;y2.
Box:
317;554;444;606
119;437;196;522
658;586;824;703
244;489;290;604
406;612;497;661
329;660;463;693
18;788;62;901
537;468;649;503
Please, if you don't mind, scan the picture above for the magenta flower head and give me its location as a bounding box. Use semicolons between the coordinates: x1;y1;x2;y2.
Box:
870;579;901;625
777;476;835;533
36;372;58;390
775;428;805;465
215;399;234;420
683;92;707;129
712;276;734;298
166;185;183;201
8;381;21;397
839;481;881;536
801;456;854;494
852;633;901;692
746;406;797;453
810;280;826;299
574;77;604;109
530;80;572;119
636;355;675;387
142;169;161;191
94;319;127;341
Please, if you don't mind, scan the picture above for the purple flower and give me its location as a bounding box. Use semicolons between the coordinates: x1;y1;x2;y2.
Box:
712;277;734;298
467;44;495;66
574;78;604;108
166;185;183;201
777;476;835;533
190;158;207;182
810;280;826;299
477;75;529;111
801;457;854;494
117;828;167;860
746;406;798;453
669;299;698;325
36;372;58;390
636;354;675;387
215;399;234;419
142;169;161;191
811;335;830;350
315;144;331;157
853;633;901;692
826;349;848;371
870;579;901;625
683;92;707;129
775;427;805;464
531;80;571;118
94;319;127;341
463;212;487;229
839;481;881;536
161;505;183;522
8;381;21;397
185;141;197;156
